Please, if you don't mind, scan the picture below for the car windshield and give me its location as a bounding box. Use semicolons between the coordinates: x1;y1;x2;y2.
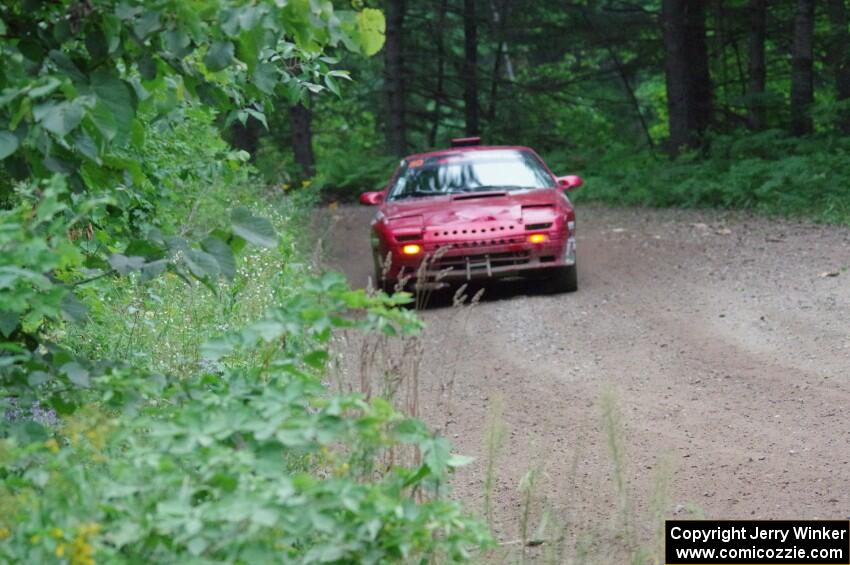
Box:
387;149;555;201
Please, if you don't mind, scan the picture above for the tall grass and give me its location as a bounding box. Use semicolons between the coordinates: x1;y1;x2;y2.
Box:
475;388;678;565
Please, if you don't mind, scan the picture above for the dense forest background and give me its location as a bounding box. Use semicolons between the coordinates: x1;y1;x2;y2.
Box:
254;0;850;223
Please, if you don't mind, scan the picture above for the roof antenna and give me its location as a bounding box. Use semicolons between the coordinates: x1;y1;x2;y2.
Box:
450;136;481;147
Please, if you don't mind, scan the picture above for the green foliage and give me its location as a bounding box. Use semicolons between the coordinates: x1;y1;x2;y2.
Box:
311;94;399;200
569;130;850;225
0;272;490;562
1;93;489;565
0;0;383;197
0;0;389;401
0;2;490;562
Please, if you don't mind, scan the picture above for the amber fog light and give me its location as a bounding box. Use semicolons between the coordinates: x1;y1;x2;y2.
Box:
527;233;548;244
401;244;422;255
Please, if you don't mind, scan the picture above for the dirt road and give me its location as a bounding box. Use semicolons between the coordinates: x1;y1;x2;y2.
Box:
323;204;850;558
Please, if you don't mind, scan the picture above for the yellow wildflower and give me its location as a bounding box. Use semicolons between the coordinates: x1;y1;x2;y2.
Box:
0;527;10;540
50;527;64;538
56;543;66;557
78;523;100;536
45;438;60;453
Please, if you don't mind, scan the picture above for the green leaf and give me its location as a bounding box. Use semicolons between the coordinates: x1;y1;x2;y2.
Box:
48;50;85;83
29;78;62;99
130;119;145;149
356;8;386;56
201;336;235;360
446;453;475;468
237;26;265;73
61;292;89;324
138;55;157;80
89;100;118;141
253;63;278;95
115;3;142;20
27;371;49;387
303;350;329;368
219;8;242;37
73;131;100;163
133;10;161;38
0;311;19;337
163;28;192;57
91;71;136;144
85;27;109;62
184;248;220;279
324;74;340;97
0;131;19;160
231;207;277;248
34;101;83;136
244;108;268;130
61;361;90;387
204;41;235;72
124;239;164;260
201;236;236;280
108;253;146;274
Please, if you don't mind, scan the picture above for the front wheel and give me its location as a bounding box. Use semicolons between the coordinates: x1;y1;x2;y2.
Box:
546;264;578;293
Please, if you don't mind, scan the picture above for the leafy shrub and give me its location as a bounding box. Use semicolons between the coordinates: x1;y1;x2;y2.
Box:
564;130;850;225
311;95;399;202
1;3;490;561
0;90;490;562
1;272;490;563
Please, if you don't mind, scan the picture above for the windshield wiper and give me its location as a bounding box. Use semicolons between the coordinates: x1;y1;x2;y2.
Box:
459;185;531;192
394;190;443;200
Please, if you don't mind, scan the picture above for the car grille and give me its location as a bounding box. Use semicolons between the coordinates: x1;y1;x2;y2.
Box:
430;237;527;250
433;251;531;270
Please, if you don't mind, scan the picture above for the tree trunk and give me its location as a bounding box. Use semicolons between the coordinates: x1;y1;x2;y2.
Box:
429;0;448;147
230;117;260;157
791;0;816;136
487;0;514;121
384;0;407;155
827;0;850;133
581;8;654;151
687;2;713;135
463;0;480;136
662;0;712;151
747;0;767;130
289;102;315;177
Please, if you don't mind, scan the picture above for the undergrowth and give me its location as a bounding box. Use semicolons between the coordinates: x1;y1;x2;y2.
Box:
556;130;850;226
310;128;850;227
1;107;491;563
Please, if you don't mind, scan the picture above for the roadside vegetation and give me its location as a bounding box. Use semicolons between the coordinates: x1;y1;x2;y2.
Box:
0;2;490;562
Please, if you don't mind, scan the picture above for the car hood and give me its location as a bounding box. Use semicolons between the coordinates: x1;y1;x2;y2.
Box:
382;189;562;227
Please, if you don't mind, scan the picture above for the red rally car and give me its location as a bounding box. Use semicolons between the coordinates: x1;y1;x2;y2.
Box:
359;138;583;293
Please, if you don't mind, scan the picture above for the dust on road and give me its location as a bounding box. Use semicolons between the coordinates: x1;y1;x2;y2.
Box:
323;203;850;556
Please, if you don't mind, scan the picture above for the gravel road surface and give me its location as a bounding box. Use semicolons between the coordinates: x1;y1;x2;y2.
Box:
323;204;850;557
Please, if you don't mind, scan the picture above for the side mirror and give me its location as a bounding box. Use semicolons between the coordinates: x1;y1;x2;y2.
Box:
556;175;583;191
359;191;385;206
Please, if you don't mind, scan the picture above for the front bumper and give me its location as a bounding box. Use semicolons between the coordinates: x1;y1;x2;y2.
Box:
381;235;576;284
